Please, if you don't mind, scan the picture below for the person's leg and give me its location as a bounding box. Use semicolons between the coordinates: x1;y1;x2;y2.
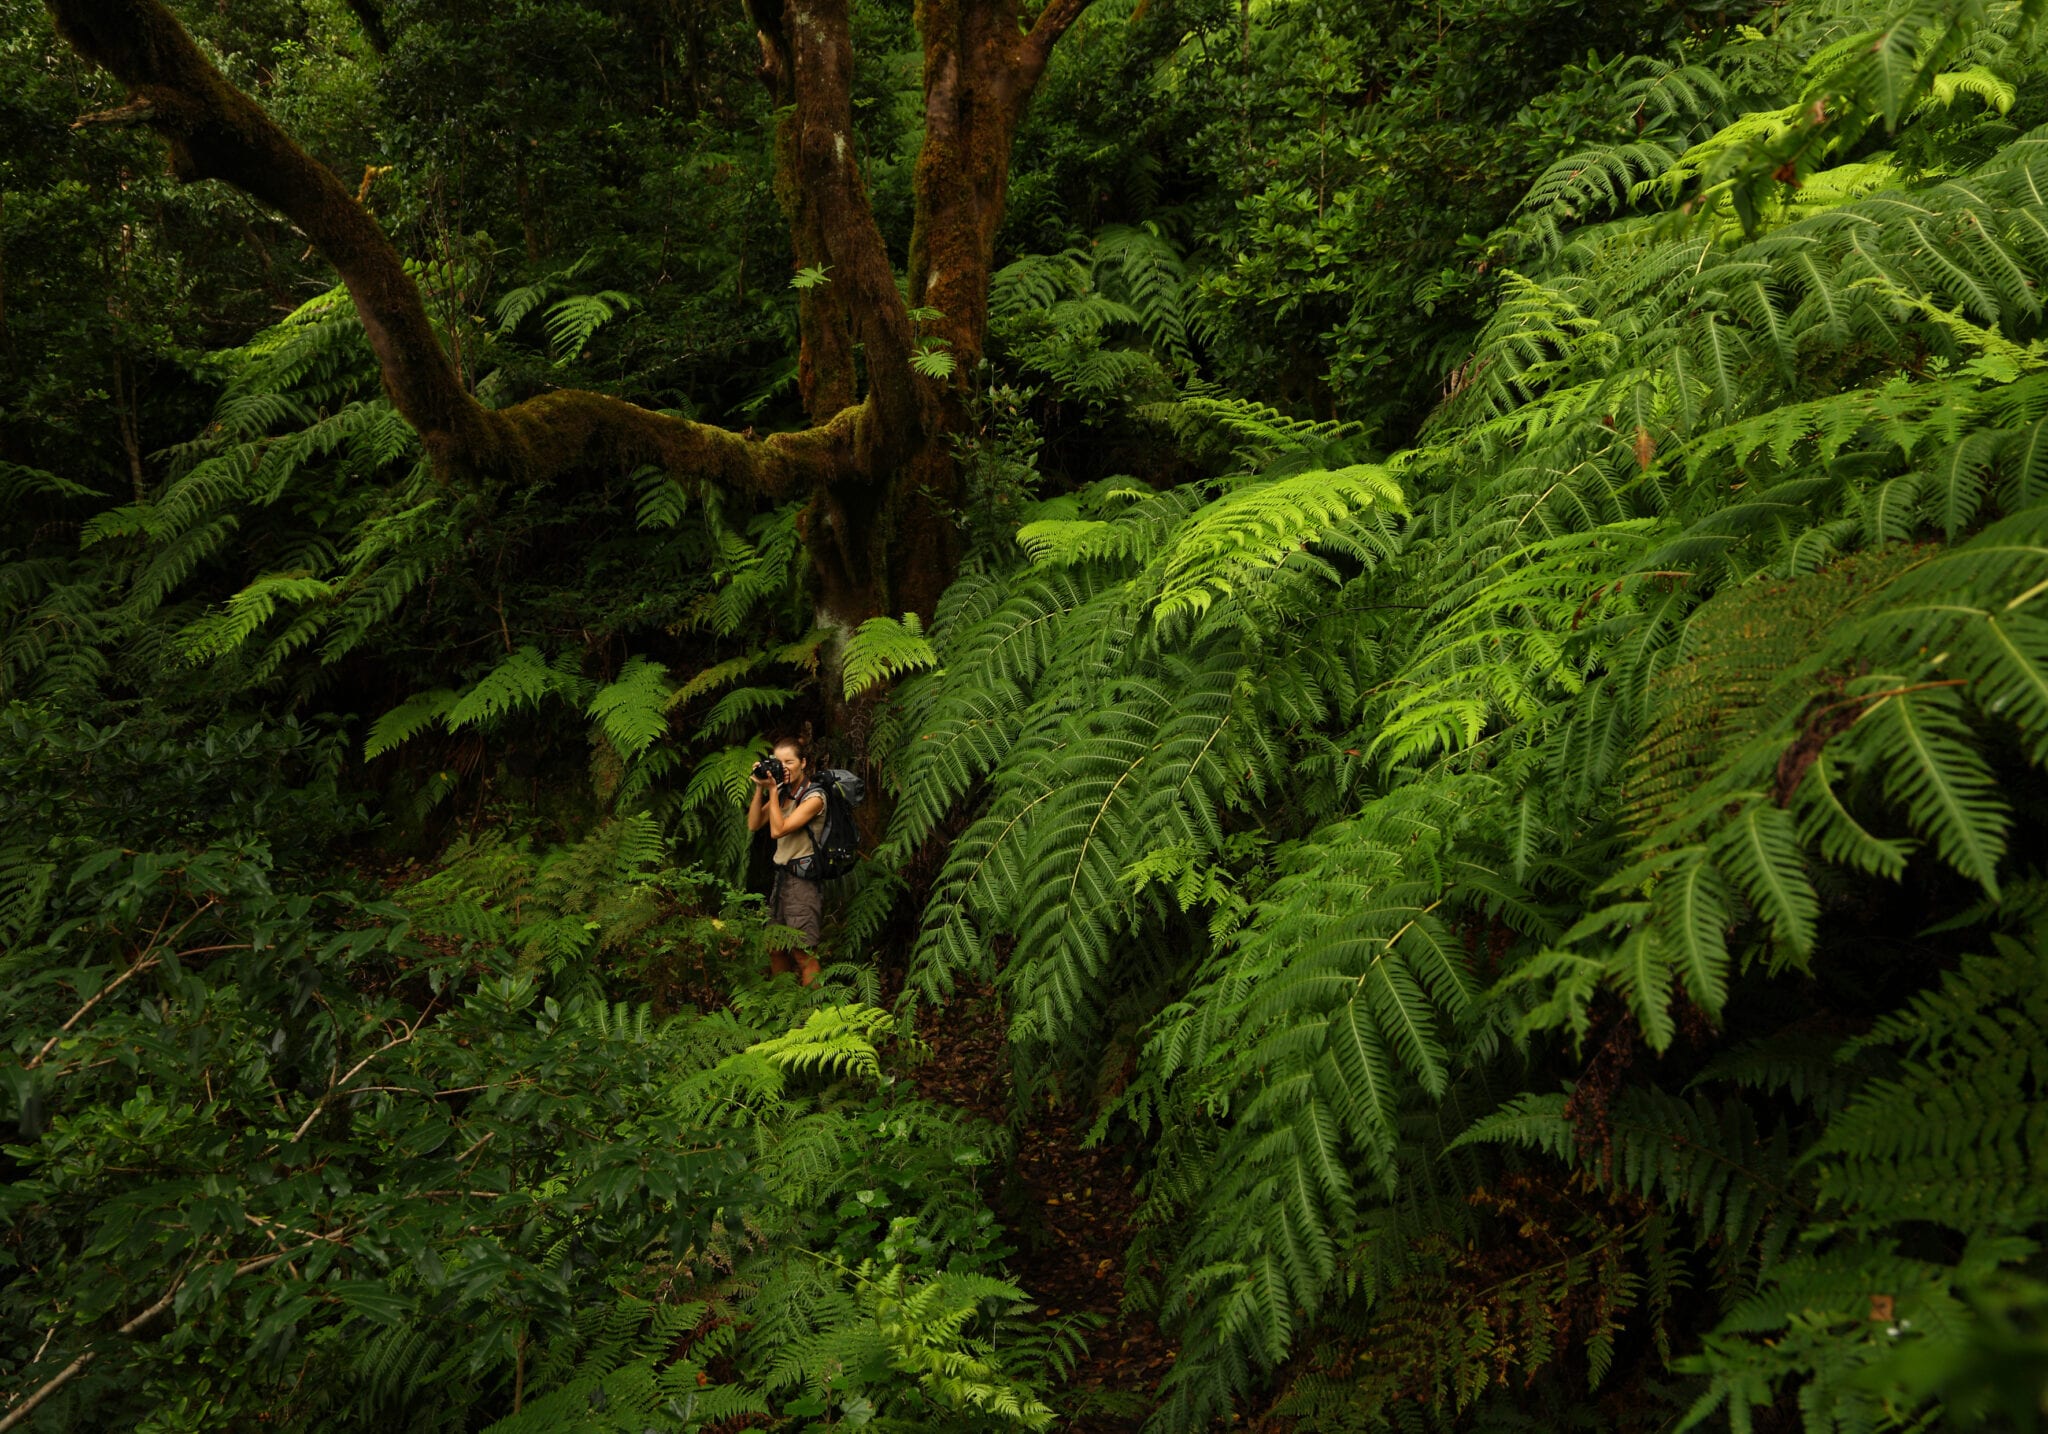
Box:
785;876;824;986
767;870;797;977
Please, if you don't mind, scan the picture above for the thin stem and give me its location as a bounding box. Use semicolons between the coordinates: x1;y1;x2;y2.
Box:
27;898;220;1071
0;1240;344;1433
288;1000;439;1144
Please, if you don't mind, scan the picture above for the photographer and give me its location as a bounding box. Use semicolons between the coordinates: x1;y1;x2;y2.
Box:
745;737;826;985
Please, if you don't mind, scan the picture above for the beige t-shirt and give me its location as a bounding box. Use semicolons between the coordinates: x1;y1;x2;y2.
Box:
773;782;826;867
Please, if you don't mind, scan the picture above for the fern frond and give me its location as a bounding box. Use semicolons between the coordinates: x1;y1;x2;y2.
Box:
842;613;940;699
587;658;673;758
443;646;593;732
740;1003;903;1082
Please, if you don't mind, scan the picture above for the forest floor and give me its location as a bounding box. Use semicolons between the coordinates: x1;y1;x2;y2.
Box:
903;983;1178;1431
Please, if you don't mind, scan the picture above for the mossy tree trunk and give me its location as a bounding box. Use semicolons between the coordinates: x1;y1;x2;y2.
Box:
44;0;1096;620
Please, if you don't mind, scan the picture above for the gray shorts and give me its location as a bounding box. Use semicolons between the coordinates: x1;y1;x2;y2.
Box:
770;869;823;947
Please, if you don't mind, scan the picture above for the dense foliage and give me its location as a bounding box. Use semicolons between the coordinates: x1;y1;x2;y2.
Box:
6;0;2048;1430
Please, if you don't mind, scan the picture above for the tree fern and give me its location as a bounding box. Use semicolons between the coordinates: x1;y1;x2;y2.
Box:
29;6;2048;1428
739;1003;905;1083
990;225;1194;405
842;23;2048;1427
1142;466;1402;628
1676;927;2048;1430
842;612;941;699
1818;935;2048;1232
367;646;595;760
586;657;673;759
364;687;459;760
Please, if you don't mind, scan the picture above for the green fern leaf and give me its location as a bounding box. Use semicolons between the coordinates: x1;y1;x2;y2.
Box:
1852;685;2008;893
1792;748;1915;880
444;646;592;731
842;613;941;699
543;290;636;361
587;657;673;758
1452;1091;1575;1160
365;689;458;760
1708;800;1818;954
175;572;334;663
1146;466;1402;627
1654;850;1732;1013
740;1003;902;1082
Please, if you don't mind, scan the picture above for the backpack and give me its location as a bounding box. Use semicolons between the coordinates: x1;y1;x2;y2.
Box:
795;767;865;881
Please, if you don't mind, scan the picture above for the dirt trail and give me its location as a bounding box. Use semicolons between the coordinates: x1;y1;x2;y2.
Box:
907;985;1177;1430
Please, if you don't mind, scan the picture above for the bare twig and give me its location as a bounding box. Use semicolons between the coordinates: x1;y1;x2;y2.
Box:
287;1000;439;1143
25;957;157;1070
346;1080;516;1098
27;899;220;1071
0;1238;346;1433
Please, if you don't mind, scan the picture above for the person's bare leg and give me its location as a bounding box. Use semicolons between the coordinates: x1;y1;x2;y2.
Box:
769;948;794;977
796;952;821;986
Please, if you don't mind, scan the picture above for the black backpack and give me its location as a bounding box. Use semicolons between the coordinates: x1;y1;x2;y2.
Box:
796;767;865;881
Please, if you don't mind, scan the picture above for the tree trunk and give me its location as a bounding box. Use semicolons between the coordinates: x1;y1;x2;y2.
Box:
45;0;1098;619
340;0;389;55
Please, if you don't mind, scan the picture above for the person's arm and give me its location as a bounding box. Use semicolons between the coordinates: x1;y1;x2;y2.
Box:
746;776;771;833
765;786;825;839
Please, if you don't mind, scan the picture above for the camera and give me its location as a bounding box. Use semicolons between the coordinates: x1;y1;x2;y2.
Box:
752;754;783;785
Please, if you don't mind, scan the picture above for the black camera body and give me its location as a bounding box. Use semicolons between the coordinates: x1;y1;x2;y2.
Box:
752;755;783;785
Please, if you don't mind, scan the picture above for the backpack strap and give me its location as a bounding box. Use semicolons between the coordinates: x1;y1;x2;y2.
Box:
799;778;829;846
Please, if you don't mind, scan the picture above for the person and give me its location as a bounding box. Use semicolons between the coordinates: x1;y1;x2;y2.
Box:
746;737;826;985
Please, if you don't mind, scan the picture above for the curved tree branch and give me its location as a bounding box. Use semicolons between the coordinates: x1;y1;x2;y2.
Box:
48;0;484;454
1019;0;1095;86
44;0;848;498
45;0;1098;615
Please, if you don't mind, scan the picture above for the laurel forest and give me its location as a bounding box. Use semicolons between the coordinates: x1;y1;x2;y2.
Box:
6;0;2048;1428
